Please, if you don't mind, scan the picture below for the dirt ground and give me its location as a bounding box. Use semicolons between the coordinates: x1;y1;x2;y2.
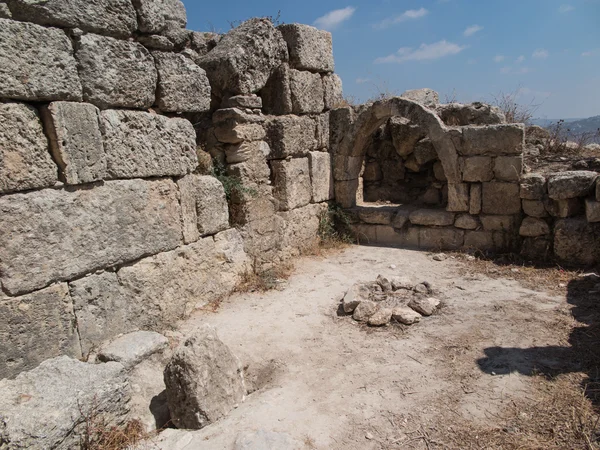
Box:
141;244;600;450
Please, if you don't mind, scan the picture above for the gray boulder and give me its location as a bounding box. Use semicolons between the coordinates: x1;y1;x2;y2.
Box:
289;69;324;114
98;331;169;369
401;89;439;108
278;23;334;72
408;297;440;316
164;324;246;429
520;173;547;200
133;0;187;34
437;102;506;126
554;218;600;266
547;171;598;200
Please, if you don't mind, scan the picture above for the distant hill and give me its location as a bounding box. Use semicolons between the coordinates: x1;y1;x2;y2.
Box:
531;116;600;143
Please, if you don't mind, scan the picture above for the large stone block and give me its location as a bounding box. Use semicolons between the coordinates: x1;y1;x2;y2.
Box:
413;138;438;165
260;63;293;115
199;18;288;96
0;179;183;295
0;19;82;102
215;122;265;144
447;183;470;212
41;101;106;185
225;141;271;181
547;171;598;200
0;102;57;194
482;182;521;214
308;151;333;202
545;198;581;218
554;218;600;266
401;88;439;108
586;199;600;223
461;124;524;156
494;155;523;182
409;209;455;226
279;203;328;257
461;156;493;182
265;115;317;159
178;175;229;243
272;158;312;211
464;231;496;251
100;110;197;178
133;0;187;34
522;199;548;218
334;179;359;208
0;1;11;17
469;183;482;215
323;73;343;110
480;215;518;231
437;102;506;126
419;228;464;250
316;111;330;149
277;24;334;72
289;69;324;114
6;0;137;37
389;116;426;157
520;173;547;199
76;33;157;109
519;217;550;237
0;284;81;379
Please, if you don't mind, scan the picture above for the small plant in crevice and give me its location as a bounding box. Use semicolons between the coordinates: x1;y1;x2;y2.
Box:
210;159;257;202
318;203;355;248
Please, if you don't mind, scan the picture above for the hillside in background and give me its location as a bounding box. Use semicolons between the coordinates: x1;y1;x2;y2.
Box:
531;116;600;143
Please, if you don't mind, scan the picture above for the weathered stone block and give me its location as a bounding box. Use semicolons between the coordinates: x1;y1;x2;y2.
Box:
522;199;548;218
224;95;263;109
521;237;551;261
409;209;455;226
392;209;411;229
178;175;229;243
41;101;106;185
76;33;157;109
519;217;550;237
447;183;470;212
494;155;523;182
520;173;547;199
289;69;324;114
545;198;582;218
0;179;183;295
133;0;187;34
554;218;600;266
455;214;479;230
7;0;137;37
225;141;271;181
547;171;598;200
308;151;333;202
277;23;334;72
0;19;82;102
316;111;330;149
0;1;11;18
356;206;395;225
389;116;426;157
586;199;600;223
333;155;363;181
597;180;600;201
154;52;211;113
98;331;168;368
464;230;496;251
0;284;81;379
461;156;493;182
480;215;517;231
323;73;343;110
401;88;439;108
437;102;506;126
414;138;438;165
272;158;312;211
469;183;482;215
265;115;317;158
461;124;524;156
101;110;197;178
482;182;521;214
433;161;447;181
0;102;57;194
419;228;464;250
260;63;293;115
215;122;266;144
335;179;359;208
279;203;328;257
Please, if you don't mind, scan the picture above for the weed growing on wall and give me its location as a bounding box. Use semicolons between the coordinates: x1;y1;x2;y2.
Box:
211;160;257;202
318;203;355;247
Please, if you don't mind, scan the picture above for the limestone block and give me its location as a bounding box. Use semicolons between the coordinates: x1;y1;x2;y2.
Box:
323;73;343;110
455;214;479;230
521;237;552;261
272;158;312;211
316;111;330;149
0;356;130;449
522;199;548;218
277;23;334;72
138;34;176;51
353;300;379;322
335;179;359;208
479;215;517;231
414;138;438;165
469;183;482;215
494;155;523;182
215;122;266;144
520;173;547;199
308;151;333;202
357;207;395;225
447;183;470;212
290;69;324;114
224;95;263;109
76;33;157;109
547;171;598;200
226;141;271;182
392;307;422;325
98;331;169;368
363;161;383;181
101;110;197;178
199;18;288;95
419;228;464;250
519;217;550;237
461;156;493;182
389;116;426;157
41;101;106;185
434;161;447;181
0;284;81;379
164;324;246;429
343;284;370;313
554;218;600;266
329;106;355;151
133;0;187;34
464;230;496;251
212;108;266;125
0;102;57;194
189;31;220;57
265;115;317;158
408;297;440;316
154;52;211;112
279;203;328;257
401;88;439;108
238;215;285;265
409;209;455;226
545;198;581;218
260;63;293;115
392;209;411;229
0;19;82;102
586;199;600;223
177;174;229;243
461;124;524;156
0;179;183;295
229;184;276;226
437;102;506;126
7;0;137;37
482;182;521;214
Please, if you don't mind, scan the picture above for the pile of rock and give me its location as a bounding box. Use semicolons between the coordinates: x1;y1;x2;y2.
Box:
342;275;441;327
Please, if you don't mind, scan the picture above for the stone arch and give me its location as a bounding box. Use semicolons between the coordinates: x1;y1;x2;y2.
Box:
332;97;461;208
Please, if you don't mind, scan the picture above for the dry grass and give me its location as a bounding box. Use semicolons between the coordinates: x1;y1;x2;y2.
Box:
235;262;295;293
79;405;151;450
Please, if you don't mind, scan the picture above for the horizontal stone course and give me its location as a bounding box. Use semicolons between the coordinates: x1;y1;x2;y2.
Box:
272;157;312;211
547;171;598;200
265;115;317;159
482;182;521;215
461;124;524;156
409;209;455;227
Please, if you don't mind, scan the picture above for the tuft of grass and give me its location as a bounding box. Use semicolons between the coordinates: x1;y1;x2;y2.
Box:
235;262;295;293
318;203;355;249
210;160;257;202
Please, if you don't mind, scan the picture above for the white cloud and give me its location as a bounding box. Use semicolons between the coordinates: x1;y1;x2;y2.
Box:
375;40;466;64
314;6;356;31
375;8;428;29
463;25;483;37
582;49;599;57
516;55;525;63
356;77;371;84
494;55;505;63
533;49;549;59
559;4;574;12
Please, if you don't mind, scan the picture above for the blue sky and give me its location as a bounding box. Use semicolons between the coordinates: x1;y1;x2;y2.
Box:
182;0;600;119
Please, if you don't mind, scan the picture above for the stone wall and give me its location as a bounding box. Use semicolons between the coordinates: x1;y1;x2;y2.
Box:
0;1;338;379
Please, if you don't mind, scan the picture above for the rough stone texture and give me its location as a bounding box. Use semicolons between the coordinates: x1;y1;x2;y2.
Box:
455;214;479;230
7;0;137;37
323;73;343;110
0;1;11;17
216;123;266;144
469;183;482;215
154;52;211;112
289;69;324;114
224;95;263;109
260;63;293;115
461;156;493;182
482;182;522;215
586;199;600;223
413;139;438;165
0;356;130;449
0;284;81;380
98;331;169;368
133;0;187;34
447;183;470;212
437;102;506;126
358;207;395;225
408;297;440;316
308;151;333;202
278;24;334;72
433;161;447;181
225;141;271;180
272;158;312;211
0;19;82;102
521;237;552;261
547;171;598;200
419;228;464;250
0;179;183;295
101;110;197;179
316;111;330;150
464;230;496;251
164;324;246;429
520;173;547;200
545;198;582;218
480;215;517;231
265;115;317;159
343;283;370;313
76;33;157;109
392;307;422;325
461;124;524;156
279;203;327;258
522;199;548;218
409;209;455;226
368;308;393;326
353;300;379;322
389;116;426;157
178;175;230;243
554;218;600;266
0;102;57;194
199;18;288;96
519;217;550;237
401;88;439;108
41;101;106;185
494;156;523;182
